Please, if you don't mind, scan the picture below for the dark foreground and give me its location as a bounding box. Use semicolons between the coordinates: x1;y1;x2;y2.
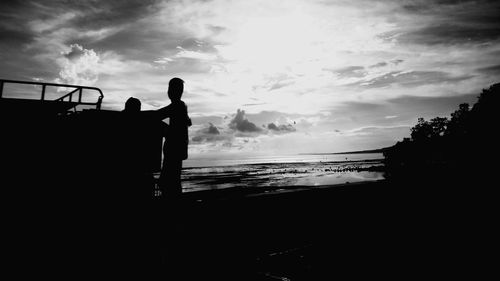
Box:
160;180;494;280
4;178;495;280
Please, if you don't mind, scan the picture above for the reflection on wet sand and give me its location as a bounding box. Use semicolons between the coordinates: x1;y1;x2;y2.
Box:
165;159;385;192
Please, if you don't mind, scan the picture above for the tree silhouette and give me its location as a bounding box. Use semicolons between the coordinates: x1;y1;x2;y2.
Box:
410;116;449;141
384;82;499;186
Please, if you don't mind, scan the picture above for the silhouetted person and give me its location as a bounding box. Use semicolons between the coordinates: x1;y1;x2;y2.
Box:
157;78;192;201
148;78;191;277
121;96;166;196
120;97;168;276
123;96;141;113
121;97;144;177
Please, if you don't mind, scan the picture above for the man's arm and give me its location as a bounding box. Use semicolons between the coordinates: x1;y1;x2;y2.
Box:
141;104;172;121
156;104;173;120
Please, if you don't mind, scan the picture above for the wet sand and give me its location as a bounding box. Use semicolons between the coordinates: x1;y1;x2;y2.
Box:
175;159;385;192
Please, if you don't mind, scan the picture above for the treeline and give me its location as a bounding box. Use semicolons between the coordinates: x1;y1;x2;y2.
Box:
383;82;499;185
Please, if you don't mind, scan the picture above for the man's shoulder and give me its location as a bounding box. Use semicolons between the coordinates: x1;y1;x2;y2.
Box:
175;100;188;110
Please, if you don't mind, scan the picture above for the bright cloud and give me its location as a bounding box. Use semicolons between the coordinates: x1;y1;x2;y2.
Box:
55;44;100;85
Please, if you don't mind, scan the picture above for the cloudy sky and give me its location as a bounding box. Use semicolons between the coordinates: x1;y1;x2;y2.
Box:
1;0;499;159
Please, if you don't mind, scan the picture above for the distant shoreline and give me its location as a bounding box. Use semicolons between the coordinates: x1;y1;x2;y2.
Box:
300;148;388;155
182;158;384;170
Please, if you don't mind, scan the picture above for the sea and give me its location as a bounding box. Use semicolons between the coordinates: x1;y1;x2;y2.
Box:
168;153;385;192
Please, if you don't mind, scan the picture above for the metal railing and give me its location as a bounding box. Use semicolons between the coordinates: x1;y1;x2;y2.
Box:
0;79;104;110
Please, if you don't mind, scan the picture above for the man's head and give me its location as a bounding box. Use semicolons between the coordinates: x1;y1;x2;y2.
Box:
168;77;184;101
124;97;141;112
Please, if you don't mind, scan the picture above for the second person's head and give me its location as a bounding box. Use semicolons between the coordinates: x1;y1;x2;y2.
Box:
168;77;184;101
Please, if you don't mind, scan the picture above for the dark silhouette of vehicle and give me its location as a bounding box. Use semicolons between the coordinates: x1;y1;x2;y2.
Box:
1;79;164;277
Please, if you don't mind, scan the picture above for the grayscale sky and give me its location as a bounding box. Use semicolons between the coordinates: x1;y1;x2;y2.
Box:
1;0;499;158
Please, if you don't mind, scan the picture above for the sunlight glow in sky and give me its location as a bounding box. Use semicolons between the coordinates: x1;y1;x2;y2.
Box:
1;0;499;159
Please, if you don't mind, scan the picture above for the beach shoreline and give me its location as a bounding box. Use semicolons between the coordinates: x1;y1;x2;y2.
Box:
170;157;386;192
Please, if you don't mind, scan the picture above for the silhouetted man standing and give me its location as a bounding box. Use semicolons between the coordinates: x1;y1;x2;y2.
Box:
157;78;191;200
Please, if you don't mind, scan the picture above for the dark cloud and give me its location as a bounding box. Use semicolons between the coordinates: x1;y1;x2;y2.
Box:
0;0;158;34
192;110;300;145
191;123;228;143
0;24;59;80
328;93;478;130
0;0;176;63
88;32;220;64
0;0;168;80
369;62;388;68
400;0;499;14
0;2;48;79
396;23;500;46
328;66;366;78
391;59;404;65
193;123;221;136
83;26;181;61
267;123;296;133
0;0;225;77
351;71;473;88
179;38;218;53
35;0;159;31
387;93;478;109
191;135;210;143
476;64;500;75
0;1;38;29
206;123;220;135
386;93;479;120
0;26;33;48
229;109;263;133
0;51;57;80
64;44;86;60
393;0;500;45
206;25;226;35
